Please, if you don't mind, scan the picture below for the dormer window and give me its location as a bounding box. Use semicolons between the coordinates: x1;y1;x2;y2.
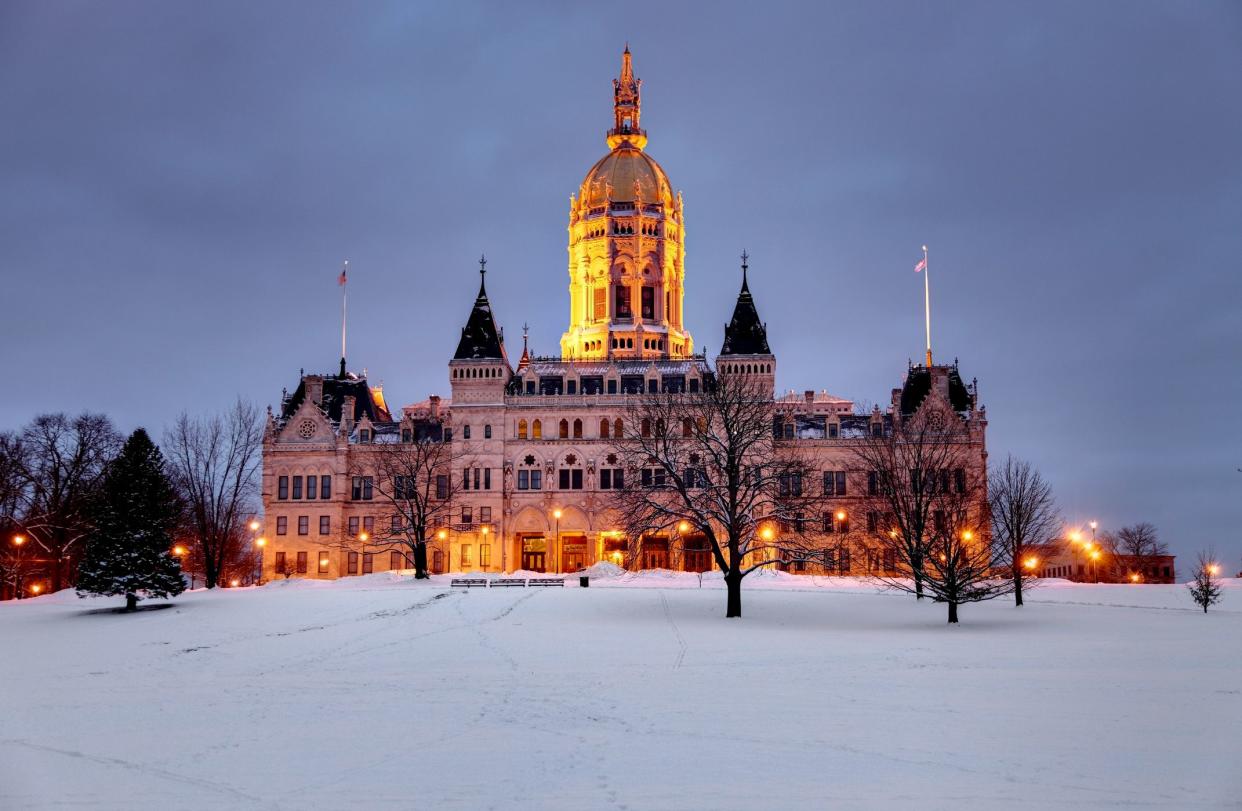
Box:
401;428;412;443
359;429;371;444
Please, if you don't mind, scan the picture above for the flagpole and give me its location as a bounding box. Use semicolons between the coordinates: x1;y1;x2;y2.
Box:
922;245;932;367
340;260;349;378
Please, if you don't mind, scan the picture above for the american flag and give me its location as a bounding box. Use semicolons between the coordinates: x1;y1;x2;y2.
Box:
338;265;348;286
914;256;927;273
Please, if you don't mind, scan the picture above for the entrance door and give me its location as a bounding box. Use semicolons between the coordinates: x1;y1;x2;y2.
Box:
561;534;587;573
521;536;547;573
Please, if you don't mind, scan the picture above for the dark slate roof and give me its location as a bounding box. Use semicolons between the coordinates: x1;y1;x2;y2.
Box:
899;365;973;415
720;267;771;356
281;373;393;424
453;272;506;361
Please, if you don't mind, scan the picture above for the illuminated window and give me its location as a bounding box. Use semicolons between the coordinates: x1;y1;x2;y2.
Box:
318;551;330;574
532;420;542;439
518;419;528;439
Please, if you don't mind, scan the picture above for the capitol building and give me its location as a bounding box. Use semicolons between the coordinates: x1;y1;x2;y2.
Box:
259;48;988;580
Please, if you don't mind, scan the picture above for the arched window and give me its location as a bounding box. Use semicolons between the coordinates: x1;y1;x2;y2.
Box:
462;425;471;440
518;419;528;440
532;419;542;439
484;424;492;439
599;418;610;439
682;418;693;437
614;418;623;437
559;419;569;439
573;419;583;438
655;418;666;437
641;418;652;438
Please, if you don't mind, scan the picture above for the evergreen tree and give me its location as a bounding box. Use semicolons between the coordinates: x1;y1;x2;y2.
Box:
77;429;185;611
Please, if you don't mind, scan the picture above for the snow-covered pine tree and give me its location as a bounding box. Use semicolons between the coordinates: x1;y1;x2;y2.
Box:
77;428;185;611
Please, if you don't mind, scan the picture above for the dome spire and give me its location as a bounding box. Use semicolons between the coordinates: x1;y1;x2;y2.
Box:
607;45;646;150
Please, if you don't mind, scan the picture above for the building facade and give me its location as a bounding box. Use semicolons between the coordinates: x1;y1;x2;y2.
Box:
259;49;989;581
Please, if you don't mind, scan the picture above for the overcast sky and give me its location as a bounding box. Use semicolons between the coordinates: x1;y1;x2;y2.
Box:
2;1;1239;565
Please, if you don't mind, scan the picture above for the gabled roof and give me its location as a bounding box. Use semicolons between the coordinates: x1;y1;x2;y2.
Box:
453;265;507;361
720;259;771;356
899;364;973;415
280;373;392;424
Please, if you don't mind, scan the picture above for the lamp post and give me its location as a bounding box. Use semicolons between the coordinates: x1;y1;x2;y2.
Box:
552;509;562;574
11;535;25;599
249;519;263;585
437;528;448;574
480;524;489;572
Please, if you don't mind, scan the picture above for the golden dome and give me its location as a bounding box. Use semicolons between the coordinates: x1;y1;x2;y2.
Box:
578;142;673;209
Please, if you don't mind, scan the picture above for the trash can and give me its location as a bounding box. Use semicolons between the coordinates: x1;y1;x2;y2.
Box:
579;575;589;588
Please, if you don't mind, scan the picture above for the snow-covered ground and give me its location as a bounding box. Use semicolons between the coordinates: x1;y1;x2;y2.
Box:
2;571;1239;809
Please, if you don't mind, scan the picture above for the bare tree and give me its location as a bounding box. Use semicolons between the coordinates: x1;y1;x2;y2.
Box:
989;455;1059;606
1187;550;1223;613
11;413;121;591
851;406;972;601
608;373;814;618
1102;523;1168;582
274;555;299;579
344;421;458;579
163;400;263;589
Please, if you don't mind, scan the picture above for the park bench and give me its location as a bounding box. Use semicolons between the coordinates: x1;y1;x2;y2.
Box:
491;578;528;587
527;578;566;588
450;578;489;588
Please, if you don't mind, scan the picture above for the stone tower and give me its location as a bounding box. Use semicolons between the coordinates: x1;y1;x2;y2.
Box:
560;46;693;362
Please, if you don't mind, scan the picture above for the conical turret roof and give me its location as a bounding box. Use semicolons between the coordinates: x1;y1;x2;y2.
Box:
720;254;770;356
453;258;506;361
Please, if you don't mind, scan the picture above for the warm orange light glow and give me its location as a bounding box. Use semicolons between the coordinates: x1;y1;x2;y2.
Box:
835;510;847;522
962;530;974;542
172;545;187;556
249;520;261;531
255;537;266;547
30;584;42;594
1024;557;1038;570
1069;530;1082;543
230;578;240;587
760;526;775;541
610;551;623;563
1208;564;1220;576
678;520;690;534
437;529;448;541
1129;573;1141;583
889;528;898;539
481;526;489;536
1090;550;1101;561
359;532;369;542
12;535;24;546
939;552;948;561
553;509;563;520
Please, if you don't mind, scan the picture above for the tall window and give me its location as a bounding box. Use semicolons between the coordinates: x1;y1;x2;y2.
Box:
436;475;448;499
306;476;318;500
462;425;471;440
276;516;288;535
593;288;607;321
318;551;330;574
641;286;654;319
348;516;359;536
363;516;374;535
559;419;569;439
599;418;610;439
614;418;623;437
615;285;631;318
518;419;528;439
351;477;373;500
461;507;473;524
292;476;303;500
319;516;330;535
362;553;374;574
824;471;847;496
599;468;624;490
484;424;492;439
559;468;584;490
296;551;308;573
275;551;286;573
480;544;491;567
390;550;403;570
297;516;309;535
347;551;359;575
573;419;583;438
278;476;289;500
320;475;331;500
532;420;542;439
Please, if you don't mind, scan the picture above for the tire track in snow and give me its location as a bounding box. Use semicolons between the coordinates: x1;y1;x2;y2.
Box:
659;591;687;670
1;738;272;808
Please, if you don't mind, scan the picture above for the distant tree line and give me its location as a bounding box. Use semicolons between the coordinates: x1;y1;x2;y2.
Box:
0;401;262;606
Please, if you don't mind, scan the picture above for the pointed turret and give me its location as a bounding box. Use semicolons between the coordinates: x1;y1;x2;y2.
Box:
453;255;507;361
607;45;646;150
720;251;771;356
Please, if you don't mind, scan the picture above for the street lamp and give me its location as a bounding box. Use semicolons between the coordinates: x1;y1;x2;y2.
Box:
255;537;266;585
552;509;563;573
11;534;26;599
1090;549;1101;582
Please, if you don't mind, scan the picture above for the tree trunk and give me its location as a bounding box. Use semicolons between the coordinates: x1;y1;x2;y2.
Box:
414;542;429;579
1014;573;1024;607
912;555;924;600
125;593;138;612
725;571;742;618
947;601;959;623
